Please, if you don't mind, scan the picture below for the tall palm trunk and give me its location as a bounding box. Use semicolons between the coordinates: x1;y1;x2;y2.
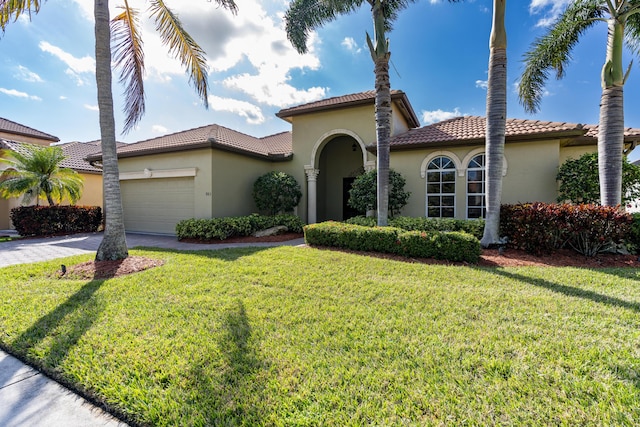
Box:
481;0;507;247
368;0;391;226
599;17;626;207
95;0;129;261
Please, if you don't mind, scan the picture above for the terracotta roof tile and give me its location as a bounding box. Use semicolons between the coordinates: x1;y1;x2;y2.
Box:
0;139;100;173
389;116;588;148
276;90;420;128
582;124;640;140
0;117;59;142
88;124;293;160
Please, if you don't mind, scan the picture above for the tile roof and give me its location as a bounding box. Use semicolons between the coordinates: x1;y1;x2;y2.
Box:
582;124;640;141
388;116;591;149
0;139;101;173
276;90;420;128
0;117;59;142
87;124;293;161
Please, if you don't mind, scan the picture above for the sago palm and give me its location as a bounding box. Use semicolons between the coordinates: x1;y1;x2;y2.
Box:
518;0;640;207
2;0;237;260
0;145;83;206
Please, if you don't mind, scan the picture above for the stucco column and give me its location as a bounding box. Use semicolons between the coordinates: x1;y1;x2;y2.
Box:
304;165;320;224
364;160;376;172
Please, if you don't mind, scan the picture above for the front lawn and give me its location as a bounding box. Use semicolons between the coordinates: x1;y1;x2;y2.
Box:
1;246;639;426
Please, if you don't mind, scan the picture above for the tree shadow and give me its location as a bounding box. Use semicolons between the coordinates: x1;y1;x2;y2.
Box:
477;267;640;313
137;245;277;262
10;279;105;368
187;299;269;425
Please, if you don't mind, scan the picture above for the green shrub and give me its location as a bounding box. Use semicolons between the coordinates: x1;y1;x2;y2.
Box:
10;205;102;236
304;222;480;263
252;171;302;215
345;216;485;240
627;213;640;253
348;169;411;217
500;203;631;256
175;214;304;241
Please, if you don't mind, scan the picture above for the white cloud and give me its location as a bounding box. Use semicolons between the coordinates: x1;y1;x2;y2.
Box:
421;108;462;125
152;125;169;134
59;95;68;100
84;104;99;111
341;37;362;54
0;87;42;101
39;41;95;86
15;65;43;83
529;0;571;27
475;80;488;90
207;95;265;124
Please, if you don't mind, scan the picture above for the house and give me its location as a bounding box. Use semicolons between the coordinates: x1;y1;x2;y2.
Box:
0;118;104;229
86;90;640;235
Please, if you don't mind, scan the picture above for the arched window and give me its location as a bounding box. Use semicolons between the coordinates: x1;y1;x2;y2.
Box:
467;153;486;219
426;156;456;218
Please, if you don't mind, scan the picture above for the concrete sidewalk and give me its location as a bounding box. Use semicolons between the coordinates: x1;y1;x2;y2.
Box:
0;230;305;426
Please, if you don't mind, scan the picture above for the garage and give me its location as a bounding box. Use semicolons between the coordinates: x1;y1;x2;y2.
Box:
121;177;195;234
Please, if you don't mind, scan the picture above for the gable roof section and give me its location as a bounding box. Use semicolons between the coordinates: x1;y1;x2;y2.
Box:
276;90;421;128
86;124;293;161
0;139;101;173
0;117;59;142
387;116;600;150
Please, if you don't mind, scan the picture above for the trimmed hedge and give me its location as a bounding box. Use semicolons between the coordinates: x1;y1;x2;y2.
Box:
10;205;102;237
500;203;632;256
345;216;485;240
304;221;481;263
175;214;304;241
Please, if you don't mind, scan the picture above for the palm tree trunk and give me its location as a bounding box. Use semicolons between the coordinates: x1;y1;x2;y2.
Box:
481;0;507;248
95;0;129;261
374;56;391;226
598;86;624;206
598;17;625;207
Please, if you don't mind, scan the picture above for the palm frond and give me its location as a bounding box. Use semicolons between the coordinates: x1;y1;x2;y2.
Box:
285;0;365;54
519;0;603;113
0;0;41;33
623;4;640;56
111;1;146;134
148;0;211;108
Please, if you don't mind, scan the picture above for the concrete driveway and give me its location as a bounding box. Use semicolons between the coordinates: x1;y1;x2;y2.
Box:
0;231;305;268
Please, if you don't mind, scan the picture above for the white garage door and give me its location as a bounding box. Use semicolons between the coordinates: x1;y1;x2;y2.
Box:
121;177;195;234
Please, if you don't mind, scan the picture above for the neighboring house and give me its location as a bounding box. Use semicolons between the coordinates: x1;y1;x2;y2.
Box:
0;118;104;229
86;90;640;235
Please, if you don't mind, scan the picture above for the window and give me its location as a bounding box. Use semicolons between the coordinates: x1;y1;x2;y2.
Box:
426;156;456;218
467;154;486;219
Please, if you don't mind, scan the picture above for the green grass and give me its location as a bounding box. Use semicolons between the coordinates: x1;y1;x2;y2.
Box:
1;246;640;426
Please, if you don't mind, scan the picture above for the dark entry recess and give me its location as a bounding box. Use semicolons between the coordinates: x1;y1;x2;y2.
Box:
342;177;360;220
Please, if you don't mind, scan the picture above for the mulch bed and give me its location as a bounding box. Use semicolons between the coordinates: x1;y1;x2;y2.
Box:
58;234;639;280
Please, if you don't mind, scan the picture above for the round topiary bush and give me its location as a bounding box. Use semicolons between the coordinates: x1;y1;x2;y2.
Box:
252;171;302;215
347;169;411;217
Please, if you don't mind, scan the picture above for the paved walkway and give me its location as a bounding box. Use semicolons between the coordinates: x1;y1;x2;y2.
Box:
0;230;305;426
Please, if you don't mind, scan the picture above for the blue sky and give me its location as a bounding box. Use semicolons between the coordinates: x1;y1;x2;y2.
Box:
2;0;640;161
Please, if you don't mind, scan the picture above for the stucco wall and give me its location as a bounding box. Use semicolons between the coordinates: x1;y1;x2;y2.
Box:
118;148;274;220
559;144;596;165
0;132;53;146
391;139;566;219
210;150;271;217
74;173;103;207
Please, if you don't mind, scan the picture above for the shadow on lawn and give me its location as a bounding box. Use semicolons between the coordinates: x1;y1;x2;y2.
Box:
10;280;105;368
481;268;640;313
137;245;277;262
188;299;269;424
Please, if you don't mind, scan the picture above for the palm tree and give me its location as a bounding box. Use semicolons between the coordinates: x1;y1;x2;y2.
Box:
3;0;237;260
0;145;83;206
519;0;640;207
286;0;461;226
480;0;507;248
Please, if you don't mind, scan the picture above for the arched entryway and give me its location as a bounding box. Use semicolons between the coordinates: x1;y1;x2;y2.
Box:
304;129;374;223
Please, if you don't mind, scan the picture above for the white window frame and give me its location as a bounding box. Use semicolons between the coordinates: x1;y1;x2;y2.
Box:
466;153;486;219
425;155;457;218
